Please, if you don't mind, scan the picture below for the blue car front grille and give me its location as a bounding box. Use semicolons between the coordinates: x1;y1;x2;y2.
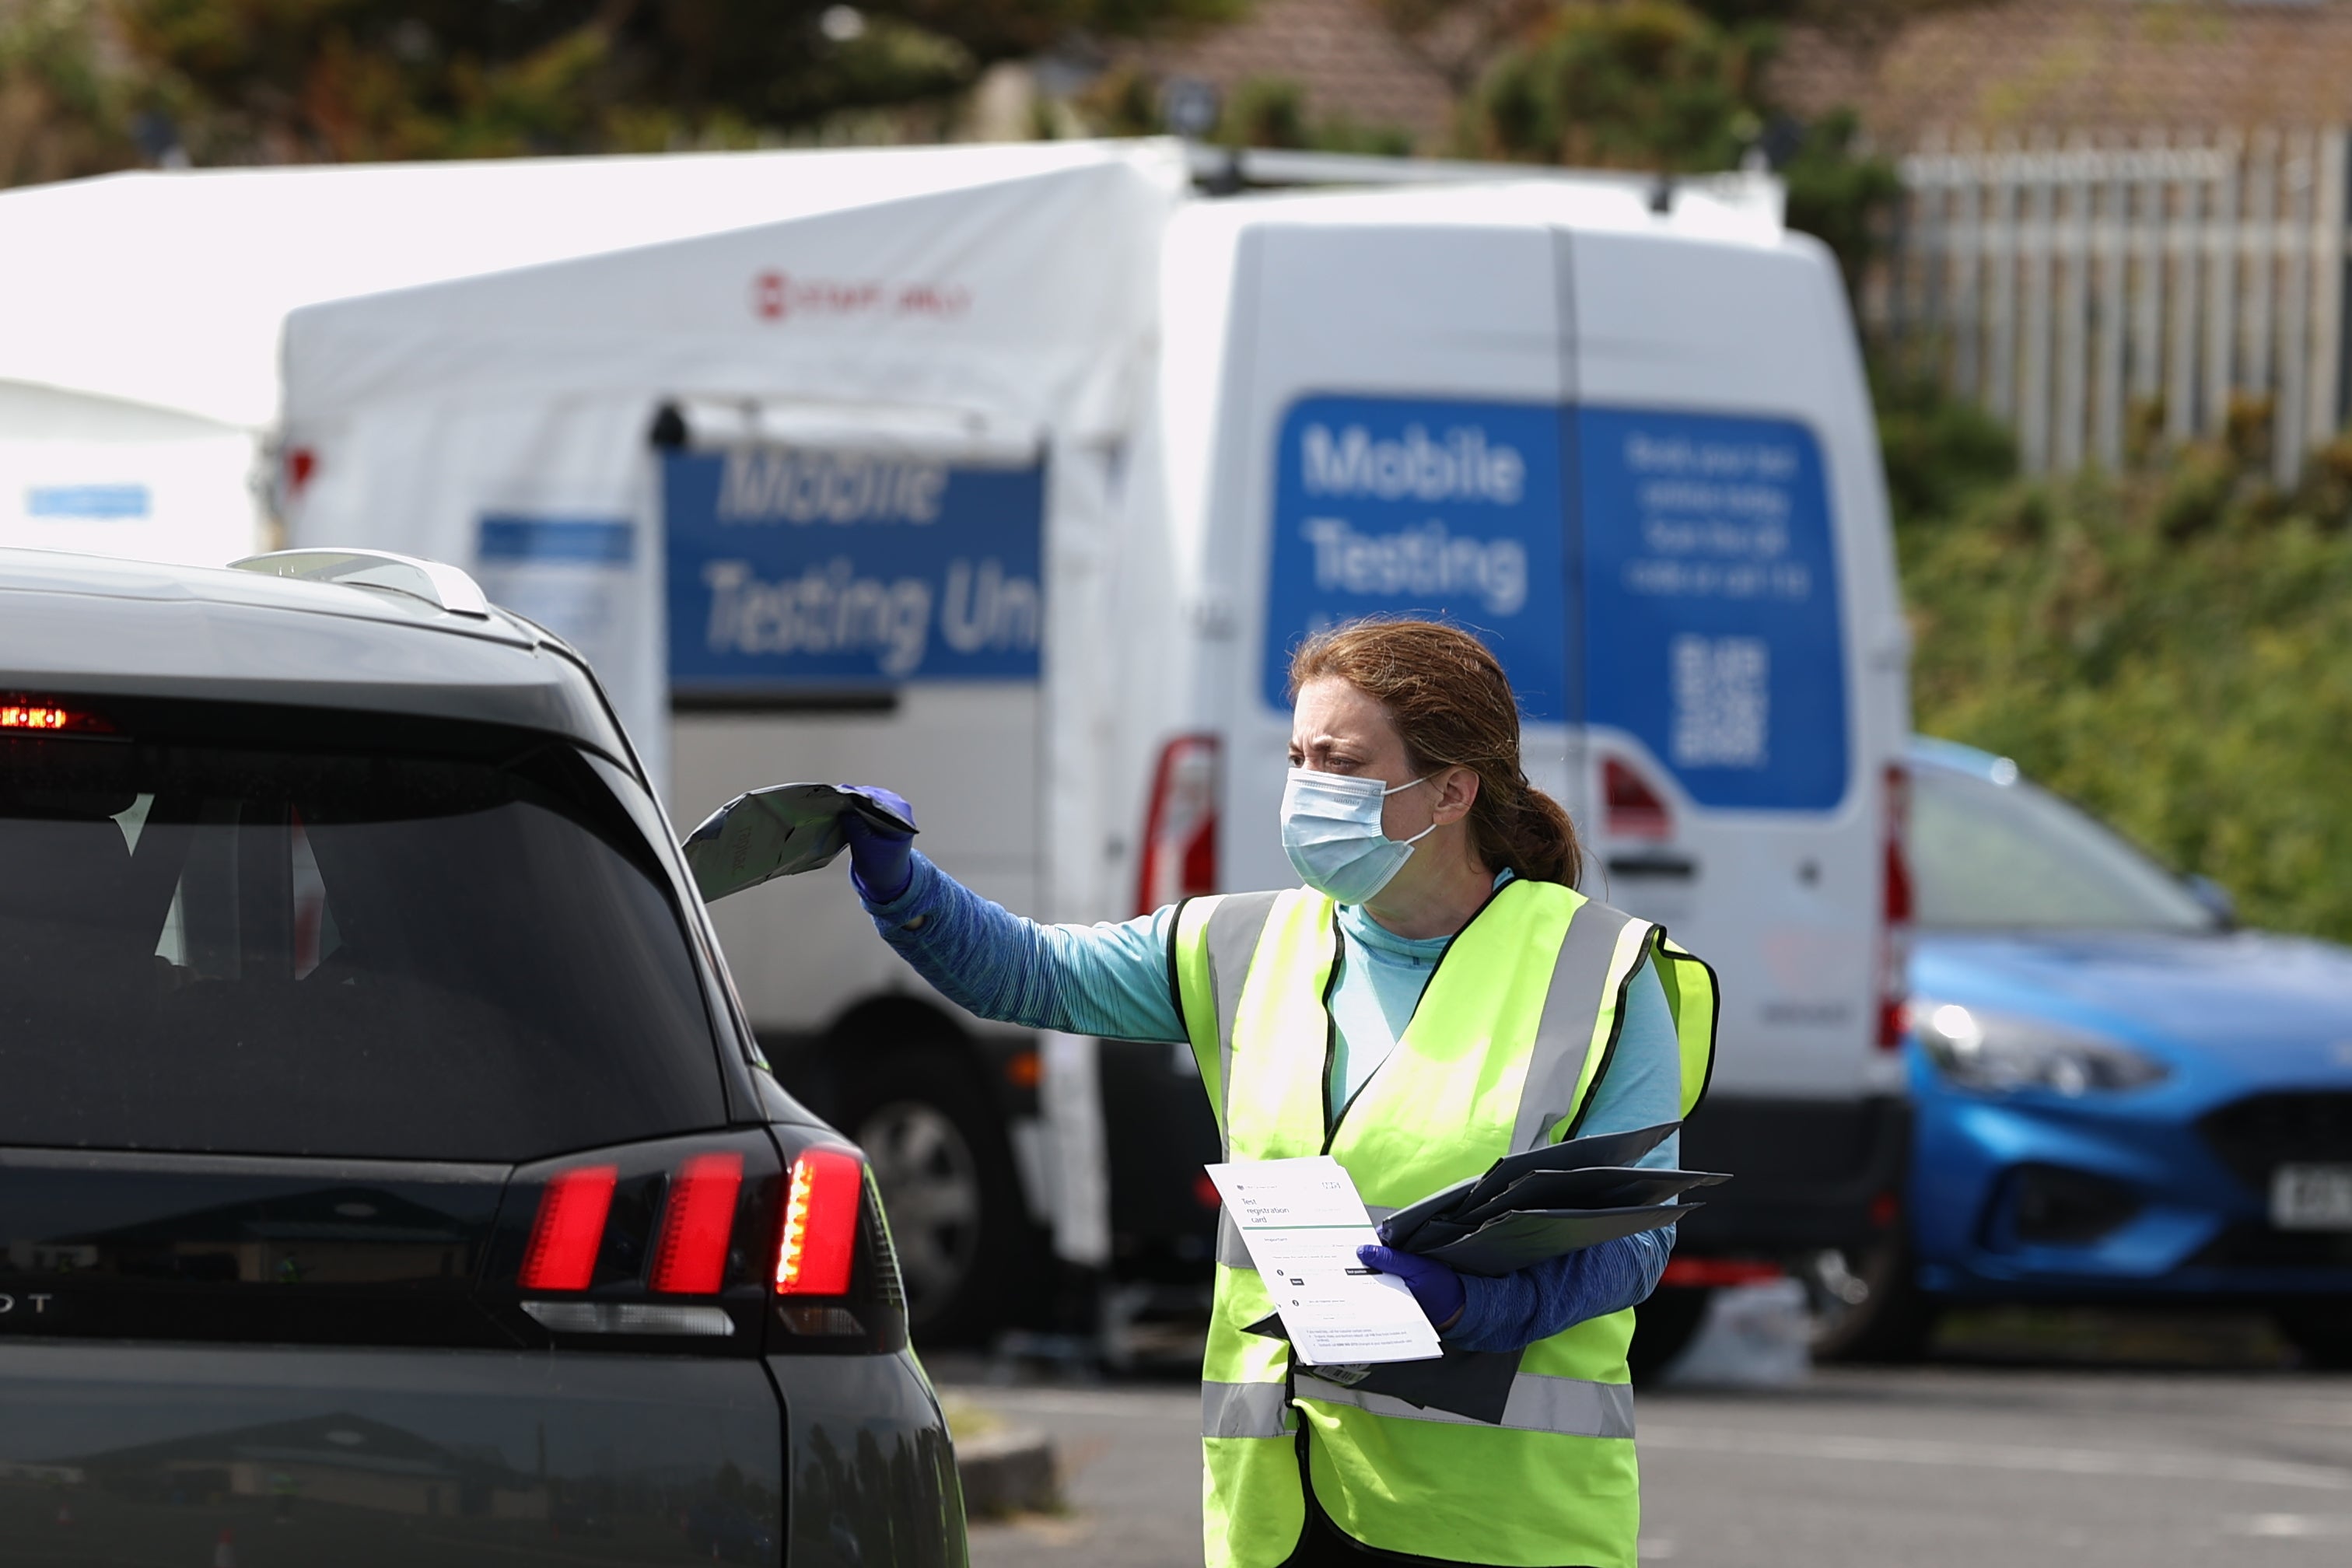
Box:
2196;1091;2352;1193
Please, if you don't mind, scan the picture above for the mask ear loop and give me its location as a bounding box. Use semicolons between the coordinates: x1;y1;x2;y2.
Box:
1385;773;1442;848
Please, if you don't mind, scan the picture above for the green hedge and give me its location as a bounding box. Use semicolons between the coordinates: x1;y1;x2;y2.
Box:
1899;424;2352;942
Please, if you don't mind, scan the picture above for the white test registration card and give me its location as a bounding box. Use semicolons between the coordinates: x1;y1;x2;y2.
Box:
1205;1156;1443;1366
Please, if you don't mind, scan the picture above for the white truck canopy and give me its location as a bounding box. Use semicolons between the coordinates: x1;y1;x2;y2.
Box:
276;138;1188;848
0;140;1181;575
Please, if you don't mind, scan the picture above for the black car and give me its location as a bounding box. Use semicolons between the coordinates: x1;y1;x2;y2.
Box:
0;547;965;1566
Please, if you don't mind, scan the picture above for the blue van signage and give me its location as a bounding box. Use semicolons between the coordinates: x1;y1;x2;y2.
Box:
1579;407;1847;811
1264;394;1846;811
1265;396;1569;719
663;446;1045;690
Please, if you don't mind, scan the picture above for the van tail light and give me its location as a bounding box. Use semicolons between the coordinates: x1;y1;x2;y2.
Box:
1604;758;1673;840
1877;764;1914;1051
1137;733;1220;914
775;1149;863;1296
649;1151;745;1295
1660;1257;1783;1288
519;1164;618;1291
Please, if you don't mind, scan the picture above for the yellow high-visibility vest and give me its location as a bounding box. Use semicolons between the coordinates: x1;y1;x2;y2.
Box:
1171;879;1718;1568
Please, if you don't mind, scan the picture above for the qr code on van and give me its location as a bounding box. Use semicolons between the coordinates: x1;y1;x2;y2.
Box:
1671;635;1769;768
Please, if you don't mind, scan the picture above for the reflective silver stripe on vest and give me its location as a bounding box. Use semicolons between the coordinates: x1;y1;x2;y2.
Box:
1202;890;1283;1146
1509;901;1643;1153
1202;1379;1294;1438
1216;1212;1255;1269
1293;1371;1636;1440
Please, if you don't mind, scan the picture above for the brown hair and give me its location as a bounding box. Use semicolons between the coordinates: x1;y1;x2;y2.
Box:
1288;618;1584;887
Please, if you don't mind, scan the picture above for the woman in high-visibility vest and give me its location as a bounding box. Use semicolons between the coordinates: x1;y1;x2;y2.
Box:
838;618;1716;1568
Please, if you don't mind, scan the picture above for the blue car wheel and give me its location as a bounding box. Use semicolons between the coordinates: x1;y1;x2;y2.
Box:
2275;1298;2352;1367
1809;1233;1938;1362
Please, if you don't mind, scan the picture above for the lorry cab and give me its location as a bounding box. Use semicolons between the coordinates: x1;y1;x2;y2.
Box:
1132;180;1914;1335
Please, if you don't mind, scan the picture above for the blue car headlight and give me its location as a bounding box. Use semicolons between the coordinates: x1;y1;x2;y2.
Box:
1908;999;2170;1096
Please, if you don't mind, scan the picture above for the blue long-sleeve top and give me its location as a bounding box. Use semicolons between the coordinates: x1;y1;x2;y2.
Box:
859;852;1682;1353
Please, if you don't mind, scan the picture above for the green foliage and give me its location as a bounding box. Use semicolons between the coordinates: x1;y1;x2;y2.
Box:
4;0;1244;180
1073;59;1160;138
1457;1;1766;171
1210;75;1412;156
1451;2;1902;292
1216;75;1308;149
1;0;141;184
1874;366;2016;527
1780;107;1900;294
1902;441;2352;942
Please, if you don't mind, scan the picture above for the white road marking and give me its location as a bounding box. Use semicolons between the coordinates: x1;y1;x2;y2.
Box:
944;1386;1199;1420
2222;1514;2352;1538
1639;1424;2352;1492
2279;1402;2352;1430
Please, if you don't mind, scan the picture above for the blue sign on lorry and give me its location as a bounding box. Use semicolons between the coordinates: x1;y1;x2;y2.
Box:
663;445;1046;692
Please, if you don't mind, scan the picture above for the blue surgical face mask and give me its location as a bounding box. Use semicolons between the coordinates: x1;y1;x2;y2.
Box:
1280;768;1437;905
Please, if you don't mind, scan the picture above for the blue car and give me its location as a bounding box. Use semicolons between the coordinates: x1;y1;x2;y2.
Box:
1818;738;2352;1364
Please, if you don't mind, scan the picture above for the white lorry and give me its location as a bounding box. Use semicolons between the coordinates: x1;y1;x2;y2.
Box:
277;139;1914;1361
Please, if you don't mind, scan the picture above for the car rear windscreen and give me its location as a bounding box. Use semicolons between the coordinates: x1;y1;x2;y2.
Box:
0;719;726;1160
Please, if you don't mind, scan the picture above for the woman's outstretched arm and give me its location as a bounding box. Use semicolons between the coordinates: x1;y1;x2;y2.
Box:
859;850;1190;1045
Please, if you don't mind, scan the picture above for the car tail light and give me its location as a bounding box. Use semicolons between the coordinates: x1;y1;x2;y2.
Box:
1137;733;1220;914
776;1149;862;1296
1878;764;1913;1051
649;1152;746;1295
496;1131;905;1354
1604;758;1672;840
519;1164;618;1290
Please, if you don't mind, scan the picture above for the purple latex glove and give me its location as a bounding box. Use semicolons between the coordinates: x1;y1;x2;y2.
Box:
837;785;917;903
1357;1244;1467;1333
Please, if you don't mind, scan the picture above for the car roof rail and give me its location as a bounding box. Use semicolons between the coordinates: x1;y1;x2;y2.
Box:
231;548;492;619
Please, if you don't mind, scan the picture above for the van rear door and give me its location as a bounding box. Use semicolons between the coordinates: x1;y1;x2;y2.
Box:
1570;224;1912;1254
1569;226;1905;1092
1210;197;1579;885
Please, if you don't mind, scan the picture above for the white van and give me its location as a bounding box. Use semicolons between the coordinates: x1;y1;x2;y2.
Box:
1108;180;1915;1364
279;145;1913;1361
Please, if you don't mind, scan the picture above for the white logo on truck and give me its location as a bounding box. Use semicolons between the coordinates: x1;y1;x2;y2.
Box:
1301;518;1527;616
718;448;947;525
1301;423;1525;505
701;557;1038;677
702;558;932;674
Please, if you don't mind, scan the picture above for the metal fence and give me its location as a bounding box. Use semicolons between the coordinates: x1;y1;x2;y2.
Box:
1878;129;2352;482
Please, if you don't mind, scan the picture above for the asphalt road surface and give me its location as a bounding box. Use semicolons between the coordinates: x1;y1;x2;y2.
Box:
942;1363;2352;1568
